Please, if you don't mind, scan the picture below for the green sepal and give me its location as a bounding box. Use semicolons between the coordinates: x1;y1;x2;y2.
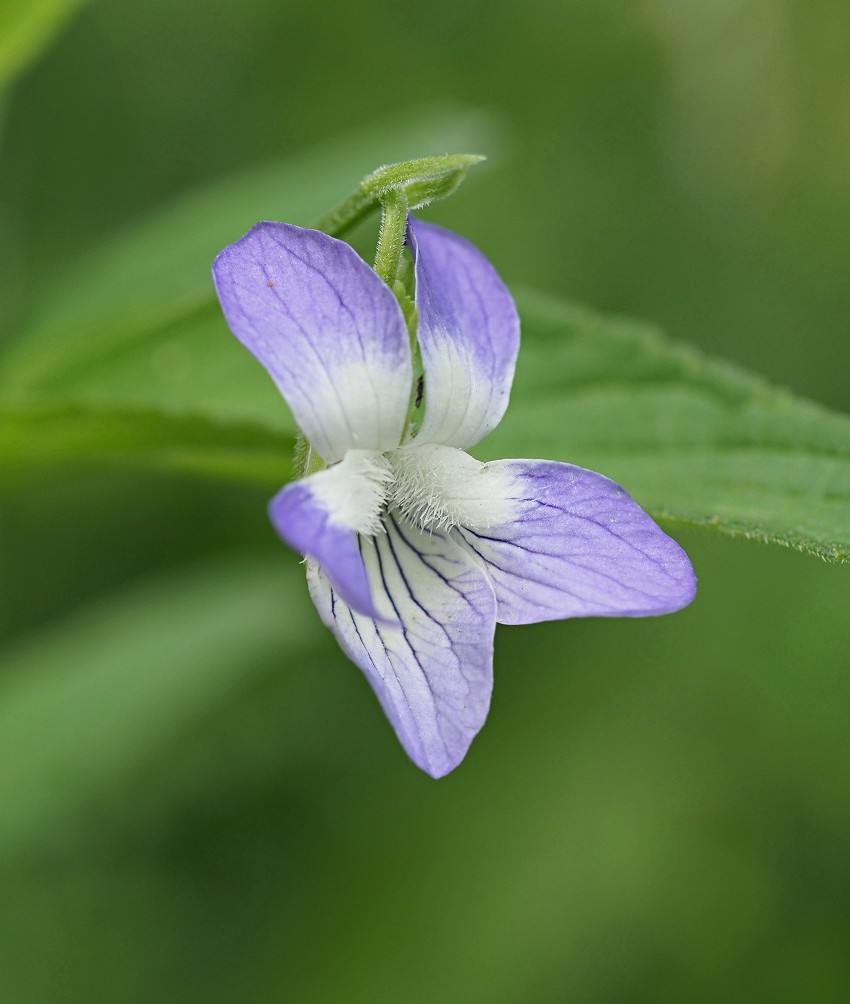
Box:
312;154;485;239
295;433;326;478
362;154;485;205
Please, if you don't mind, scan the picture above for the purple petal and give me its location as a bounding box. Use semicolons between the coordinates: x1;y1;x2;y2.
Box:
269;483;378;620
307;512;497;778
454;460;696;624
213;222;412;463
408;217;520;450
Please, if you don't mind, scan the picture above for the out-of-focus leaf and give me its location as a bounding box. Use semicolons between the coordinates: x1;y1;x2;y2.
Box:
483;292;850;563
0;0;91;90
0;555;321;857
0;106;497;394
1;302;295;431
0;399;292;488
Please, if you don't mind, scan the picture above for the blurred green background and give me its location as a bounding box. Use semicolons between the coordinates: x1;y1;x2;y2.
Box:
2;1;850;1001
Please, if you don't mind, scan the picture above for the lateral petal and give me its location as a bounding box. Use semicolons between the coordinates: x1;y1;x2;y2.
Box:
213;222;412;463
408;217;520;450
268;451;392;619
454;460;696;624
307;512;497;778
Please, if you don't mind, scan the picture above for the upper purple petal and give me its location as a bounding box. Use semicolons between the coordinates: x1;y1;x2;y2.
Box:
213;222;412;462
408;217;520;450
307;512;497;778
454;459;696;624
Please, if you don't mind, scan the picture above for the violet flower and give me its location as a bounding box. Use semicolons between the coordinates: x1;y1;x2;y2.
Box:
212;217;696;778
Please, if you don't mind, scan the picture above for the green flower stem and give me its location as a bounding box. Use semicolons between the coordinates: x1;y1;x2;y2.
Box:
373;188;409;287
310;188;374;239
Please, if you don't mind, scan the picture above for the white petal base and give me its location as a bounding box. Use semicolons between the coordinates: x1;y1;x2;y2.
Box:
388;444;516;533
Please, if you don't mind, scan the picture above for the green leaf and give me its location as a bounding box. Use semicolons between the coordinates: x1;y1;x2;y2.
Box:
0;555;322;857
0;398;292;489
0;0;91;90
3;301;296;433
482;292;850;563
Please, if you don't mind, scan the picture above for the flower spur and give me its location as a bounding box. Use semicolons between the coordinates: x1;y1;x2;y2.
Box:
212;217;696;778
